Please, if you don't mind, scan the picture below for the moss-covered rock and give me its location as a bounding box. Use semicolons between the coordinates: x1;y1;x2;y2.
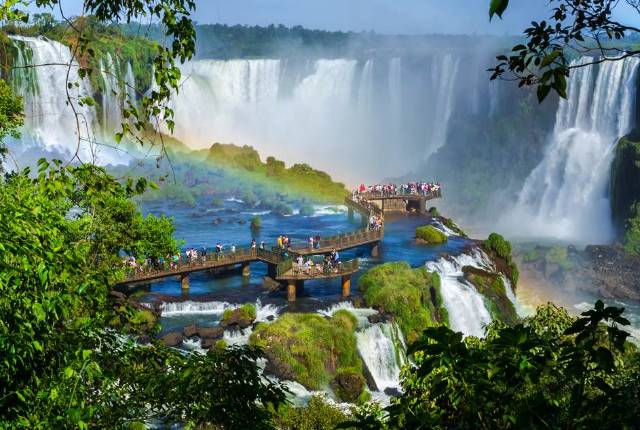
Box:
415;225;448;244
611;132;640;238
249;312;363;396
442;217;468;238
330;367;366;403
462;266;518;324
221;303;256;329
358;262;446;344
482;232;519;287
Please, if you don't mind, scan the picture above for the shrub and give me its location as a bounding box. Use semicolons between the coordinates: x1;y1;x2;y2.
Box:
275;395;348;430
484;232;512;262
623;203;640;256
415;225;448;244
428;206;440;217
250;216;262;229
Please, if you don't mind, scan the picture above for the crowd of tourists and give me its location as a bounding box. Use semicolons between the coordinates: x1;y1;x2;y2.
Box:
294;249;342;275
353;181;442;198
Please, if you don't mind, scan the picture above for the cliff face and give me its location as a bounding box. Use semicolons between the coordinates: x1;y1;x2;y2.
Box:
610;131;640;236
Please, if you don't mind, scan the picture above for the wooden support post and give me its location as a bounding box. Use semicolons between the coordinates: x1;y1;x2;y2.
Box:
242;262;250;277
341;275;351;298
180;274;189;290
419;197;426;214
371;242;380;257
287;281;297;302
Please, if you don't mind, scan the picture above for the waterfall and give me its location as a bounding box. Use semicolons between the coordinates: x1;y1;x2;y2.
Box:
124;62;137;107
8;36;102;162
159;300;231;316
388;57;403;139
426;55;460;158
357;59;374;115
356;322;406;392
99;52;122;133
506;57;640;243
425;250;493;337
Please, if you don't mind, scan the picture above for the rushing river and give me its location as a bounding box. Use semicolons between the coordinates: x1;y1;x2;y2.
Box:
135;197;640;402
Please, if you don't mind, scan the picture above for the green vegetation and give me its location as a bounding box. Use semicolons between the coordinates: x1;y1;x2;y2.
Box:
222;303;257;324
207;143;348;202
545;246;575;270
0;161;286;428
610;133;640;255
463;267;518;324
442;216;468;237
251;215;262;229
118;141;348;210
483;232;519;286
484;232;512;261
415;225;448;244
624;203;640;256
358;262;446;344
0;79;22;166
250;311;365;401
349;301;640;429
275;395;349;430
428;206;440;217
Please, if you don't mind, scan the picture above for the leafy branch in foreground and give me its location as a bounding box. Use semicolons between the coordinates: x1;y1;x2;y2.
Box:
347;301;639;429
489;0;640;102
0;161;287;429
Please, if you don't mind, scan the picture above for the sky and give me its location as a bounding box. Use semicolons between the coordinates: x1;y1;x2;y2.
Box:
28;0;640;35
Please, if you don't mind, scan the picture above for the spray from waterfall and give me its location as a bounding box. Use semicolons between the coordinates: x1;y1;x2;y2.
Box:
504;57;640;244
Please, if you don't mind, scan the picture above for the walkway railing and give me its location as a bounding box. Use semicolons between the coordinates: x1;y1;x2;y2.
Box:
118;195;389;286
356;190;442;200
281;258;360;280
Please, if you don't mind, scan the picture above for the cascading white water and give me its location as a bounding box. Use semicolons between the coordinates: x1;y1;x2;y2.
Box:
356;322;406;392
425;249;494;337
357;59;374;116
426;55;460;158
99;52;122;133
124;62;137;107
506;57;640;243
7;36;136;166
162;54;474;182
8;36;102;162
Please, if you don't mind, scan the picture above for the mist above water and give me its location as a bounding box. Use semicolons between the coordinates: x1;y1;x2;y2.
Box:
502;57;640;245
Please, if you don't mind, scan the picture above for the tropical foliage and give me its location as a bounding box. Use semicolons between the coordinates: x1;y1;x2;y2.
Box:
349;301;640;429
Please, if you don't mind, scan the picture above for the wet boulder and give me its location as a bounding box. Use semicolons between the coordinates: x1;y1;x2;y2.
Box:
330;368;366;402
197;326;224;339
262;276;281;292
220;304;256;329
183;324;198;338
160;331;183;347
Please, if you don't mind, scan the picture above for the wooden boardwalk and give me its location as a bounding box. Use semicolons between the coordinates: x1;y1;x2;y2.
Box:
117;190;440;301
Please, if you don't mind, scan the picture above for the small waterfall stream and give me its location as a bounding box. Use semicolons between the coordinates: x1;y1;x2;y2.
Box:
425;250;494;337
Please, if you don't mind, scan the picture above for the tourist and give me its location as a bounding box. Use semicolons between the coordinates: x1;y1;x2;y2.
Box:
231;244;236;254
277;235;283;249
259;241;265;250
296;255;304;267
309;236;314;249
315;234;321;249
251;239;256;249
